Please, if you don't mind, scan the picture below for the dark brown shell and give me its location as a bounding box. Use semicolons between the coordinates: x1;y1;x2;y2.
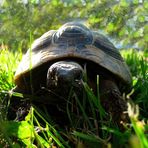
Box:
15;22;132;86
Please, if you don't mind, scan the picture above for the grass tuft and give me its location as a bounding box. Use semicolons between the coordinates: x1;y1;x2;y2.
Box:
0;48;147;147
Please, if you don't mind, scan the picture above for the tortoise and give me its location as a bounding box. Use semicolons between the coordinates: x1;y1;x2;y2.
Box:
11;22;132;125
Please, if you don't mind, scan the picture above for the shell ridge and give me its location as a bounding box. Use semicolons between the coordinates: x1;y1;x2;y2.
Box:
93;40;123;61
32;30;56;51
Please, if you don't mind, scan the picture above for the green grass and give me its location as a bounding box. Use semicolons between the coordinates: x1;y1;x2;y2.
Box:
121;50;148;119
0;48;148;147
0;48;22;91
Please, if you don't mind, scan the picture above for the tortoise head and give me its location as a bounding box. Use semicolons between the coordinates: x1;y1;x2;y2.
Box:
46;61;84;98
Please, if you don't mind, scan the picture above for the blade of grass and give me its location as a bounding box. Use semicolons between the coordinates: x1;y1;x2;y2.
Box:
33;105;70;148
74;93;94;130
73;131;108;145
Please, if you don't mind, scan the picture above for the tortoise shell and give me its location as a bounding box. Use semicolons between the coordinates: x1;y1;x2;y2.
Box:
14;22;132;88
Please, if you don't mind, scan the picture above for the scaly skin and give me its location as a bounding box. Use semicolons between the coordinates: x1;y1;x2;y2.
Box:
100;79;129;128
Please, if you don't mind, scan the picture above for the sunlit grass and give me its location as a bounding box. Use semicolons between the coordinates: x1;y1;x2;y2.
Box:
121;49;148;119
0;48;147;147
0;48;22;91
127;102;148;148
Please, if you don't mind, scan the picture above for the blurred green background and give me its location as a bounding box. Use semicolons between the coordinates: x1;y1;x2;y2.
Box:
0;0;147;52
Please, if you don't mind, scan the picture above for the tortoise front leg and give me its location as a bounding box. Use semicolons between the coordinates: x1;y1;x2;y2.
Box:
99;79;129;127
